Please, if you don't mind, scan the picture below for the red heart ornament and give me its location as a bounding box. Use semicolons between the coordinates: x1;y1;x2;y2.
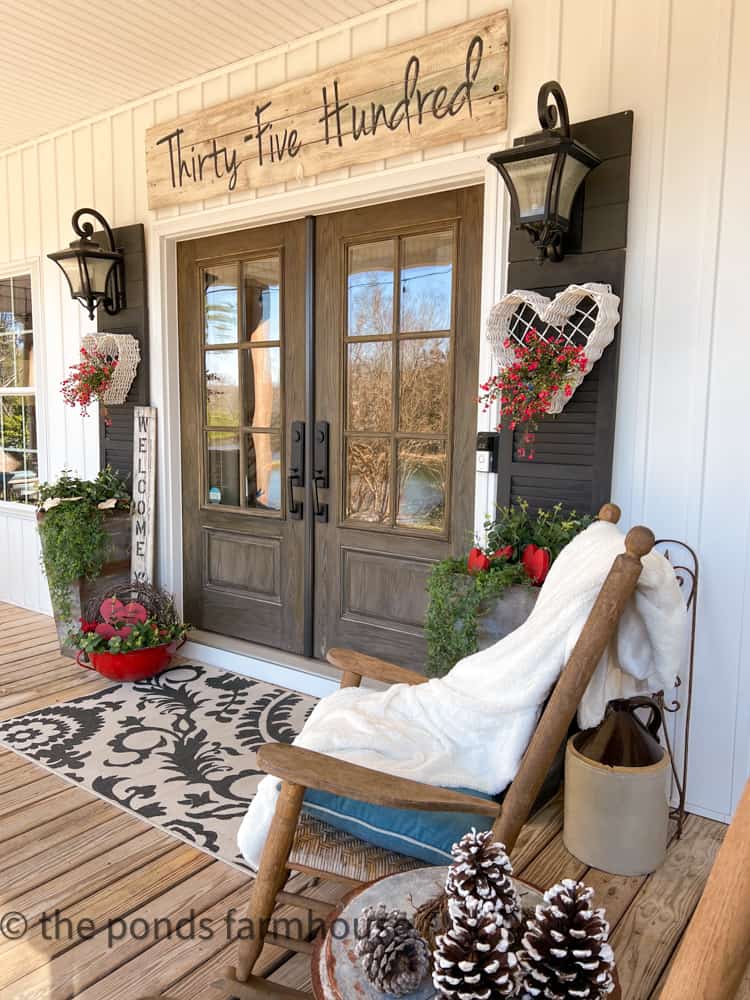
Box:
492;545;514;561
100;597;125;623
120;602;148;624
521;544;551;585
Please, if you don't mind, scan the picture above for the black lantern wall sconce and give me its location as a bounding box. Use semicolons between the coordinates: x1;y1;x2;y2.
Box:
489;81;601;263
48;208;126;320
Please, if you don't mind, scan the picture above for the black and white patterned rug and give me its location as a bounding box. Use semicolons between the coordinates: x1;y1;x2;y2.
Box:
0;663;316;870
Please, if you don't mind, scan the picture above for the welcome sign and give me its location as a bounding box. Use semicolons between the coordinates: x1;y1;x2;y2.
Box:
145;12;508;209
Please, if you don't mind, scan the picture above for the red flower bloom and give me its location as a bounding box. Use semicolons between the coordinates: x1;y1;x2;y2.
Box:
521;544;551;585
467;547;491;574
80;619;98;633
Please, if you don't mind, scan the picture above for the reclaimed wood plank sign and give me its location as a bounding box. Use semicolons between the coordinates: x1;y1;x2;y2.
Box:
145;12;509;209
131;406;156;584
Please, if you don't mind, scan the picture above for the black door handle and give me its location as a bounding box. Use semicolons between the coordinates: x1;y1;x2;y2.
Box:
312;421;329;522
287;420;305;520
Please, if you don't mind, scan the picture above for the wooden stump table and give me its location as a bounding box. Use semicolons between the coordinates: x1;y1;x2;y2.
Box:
312;866;619;999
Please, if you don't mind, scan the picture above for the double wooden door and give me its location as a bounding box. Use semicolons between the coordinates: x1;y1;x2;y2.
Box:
178;187;482;668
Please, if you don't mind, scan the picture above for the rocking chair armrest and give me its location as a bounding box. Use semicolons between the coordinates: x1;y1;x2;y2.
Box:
257;742;500;817
326;647;429;688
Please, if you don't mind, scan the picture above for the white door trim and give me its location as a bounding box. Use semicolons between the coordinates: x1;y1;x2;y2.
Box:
147;145;502;611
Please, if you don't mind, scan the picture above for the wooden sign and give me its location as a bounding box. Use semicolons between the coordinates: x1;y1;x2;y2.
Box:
145;12;508;209
131;406;156;584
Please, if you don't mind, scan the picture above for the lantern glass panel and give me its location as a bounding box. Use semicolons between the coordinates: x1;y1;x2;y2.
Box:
56;257;86;298
556;155;591;221
502;154;555;221
85;256;116;296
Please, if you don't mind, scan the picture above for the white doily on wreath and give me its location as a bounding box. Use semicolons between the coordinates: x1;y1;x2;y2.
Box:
485;282;620;414
81;333;140;405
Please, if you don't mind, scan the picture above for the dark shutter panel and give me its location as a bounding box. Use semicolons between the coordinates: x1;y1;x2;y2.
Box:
497;111;633;516
97;223;149;484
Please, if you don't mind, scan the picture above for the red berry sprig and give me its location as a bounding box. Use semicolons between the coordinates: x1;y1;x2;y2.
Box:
479;330;588;460
61;347;119;422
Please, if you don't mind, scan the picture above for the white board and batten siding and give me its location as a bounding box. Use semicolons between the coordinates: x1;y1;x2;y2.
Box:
0;0;747;822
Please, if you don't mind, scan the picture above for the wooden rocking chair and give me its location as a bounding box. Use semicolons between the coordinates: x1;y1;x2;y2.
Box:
208;504;656;999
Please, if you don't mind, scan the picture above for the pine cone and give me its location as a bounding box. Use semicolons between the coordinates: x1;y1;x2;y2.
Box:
355;904;431;997
519;878;615;999
446;829;521;935
433;895;520;999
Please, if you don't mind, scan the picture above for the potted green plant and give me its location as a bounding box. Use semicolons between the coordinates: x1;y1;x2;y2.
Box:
424;502;592;677
70;583;189;682
36;467;132;654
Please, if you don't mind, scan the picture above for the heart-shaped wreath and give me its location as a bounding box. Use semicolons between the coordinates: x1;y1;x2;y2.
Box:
485;282;620;415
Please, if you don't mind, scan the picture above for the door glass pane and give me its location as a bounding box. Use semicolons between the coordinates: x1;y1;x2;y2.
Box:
243;346;281;428
397;439;447;531
347;341;392;432
399;337;450;433
345;437;391;524
348;240;394;337
246;431;281;511
400;230;453;333
204;264;239;344
205;350;240;426
206;431;240;506
243;256;280;343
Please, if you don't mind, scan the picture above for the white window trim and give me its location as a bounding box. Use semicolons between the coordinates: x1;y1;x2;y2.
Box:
0;258;47;510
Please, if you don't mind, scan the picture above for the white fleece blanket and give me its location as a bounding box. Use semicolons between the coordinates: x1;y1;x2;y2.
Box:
238;521;687;868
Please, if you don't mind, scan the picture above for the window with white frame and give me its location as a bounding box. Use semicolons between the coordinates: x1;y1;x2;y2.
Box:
0;273;39;504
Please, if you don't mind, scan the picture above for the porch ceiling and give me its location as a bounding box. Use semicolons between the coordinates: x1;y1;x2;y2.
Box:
1;0;391;153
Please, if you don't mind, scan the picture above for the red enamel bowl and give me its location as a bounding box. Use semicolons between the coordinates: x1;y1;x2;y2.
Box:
77;643;175;682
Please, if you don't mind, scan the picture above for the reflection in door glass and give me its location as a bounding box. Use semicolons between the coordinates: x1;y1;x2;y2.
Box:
205;350;240;426
246;431;281;511
347;341;392;432
347;241;394;337
243;257;281;343
345;437;391;523
207;431;240;506
400;230;453;332
204;264;239;344
399;337;450;433
396;439;446;531
243;347;281;428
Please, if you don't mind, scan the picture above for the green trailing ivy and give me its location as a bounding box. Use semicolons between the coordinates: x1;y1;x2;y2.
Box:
37;468;131;620
425;501;593;677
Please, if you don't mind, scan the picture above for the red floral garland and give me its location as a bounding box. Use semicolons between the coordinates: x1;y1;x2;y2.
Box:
479;330;588;460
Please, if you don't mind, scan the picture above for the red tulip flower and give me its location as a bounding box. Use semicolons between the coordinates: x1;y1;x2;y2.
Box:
492;545;514;561
467;547;491;574
521;543;551;585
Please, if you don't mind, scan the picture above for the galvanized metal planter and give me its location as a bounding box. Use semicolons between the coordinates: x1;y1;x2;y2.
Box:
477;584;539;649
38;509;132;658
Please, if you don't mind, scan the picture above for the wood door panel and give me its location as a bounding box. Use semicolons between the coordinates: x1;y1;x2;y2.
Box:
314;186;483;669
341;547;433;633
202;529;281;602
178;219;306;652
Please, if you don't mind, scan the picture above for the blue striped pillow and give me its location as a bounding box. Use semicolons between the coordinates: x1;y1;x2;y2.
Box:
302;786;497;865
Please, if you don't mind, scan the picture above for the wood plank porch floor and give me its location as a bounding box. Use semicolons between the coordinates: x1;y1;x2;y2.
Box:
0;602;739;999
